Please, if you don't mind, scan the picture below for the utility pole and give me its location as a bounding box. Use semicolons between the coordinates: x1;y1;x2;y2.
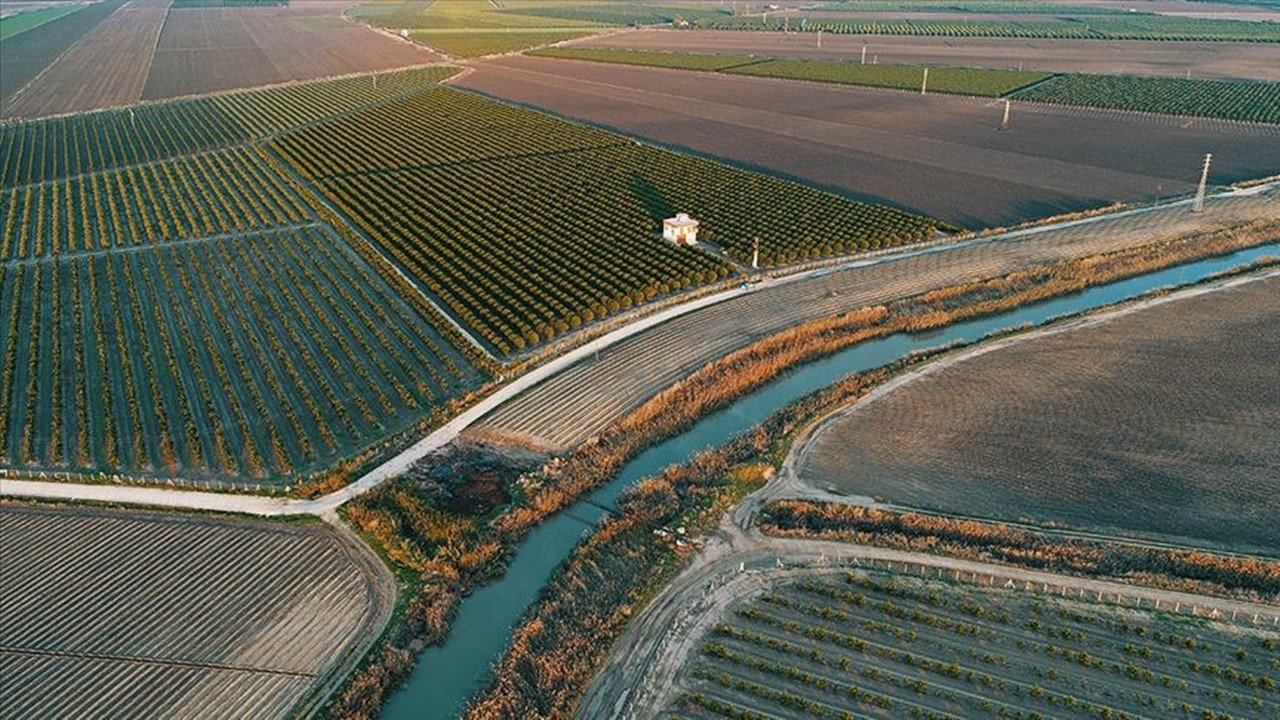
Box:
1193;153;1212;212
752;237;760;269
817;29;822;48
921;67;929;95
1000;99;1011;130
860;44;866;65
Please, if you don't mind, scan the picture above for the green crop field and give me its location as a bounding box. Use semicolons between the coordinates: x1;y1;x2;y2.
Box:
728;58;1049;96
531;46;765;71
410;28;598;57
499;2;728;26
678;572;1280;720
0;66;489;488
1;147;310;260
0;66;458;188
0;4;84;40
693;15;1280;41
532;47;1049;96
351;0;609;56
0;225;482;484
1013;74;1280;125
270;87;939;354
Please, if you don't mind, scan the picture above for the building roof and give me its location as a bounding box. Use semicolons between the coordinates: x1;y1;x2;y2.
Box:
664;213;698;228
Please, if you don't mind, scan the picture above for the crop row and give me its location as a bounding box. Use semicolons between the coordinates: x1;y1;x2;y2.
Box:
0;66;457;188
692;16;1280;42
273;87;937;354
1012;74;1280;125
0;225;482;483
272;88;624;178
677;574;1280;720
1;504;387;720
0;146;310;260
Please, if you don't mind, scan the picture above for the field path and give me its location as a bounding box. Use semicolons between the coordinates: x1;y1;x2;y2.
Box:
2;181;1277;516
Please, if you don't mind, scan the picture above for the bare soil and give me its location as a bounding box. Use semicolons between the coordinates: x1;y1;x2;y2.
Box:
141;6;441;100
4;0;170;118
0;0;124;117
797;275;1280;554
458;55;1280;229
0;502;395;720
574;28;1280;81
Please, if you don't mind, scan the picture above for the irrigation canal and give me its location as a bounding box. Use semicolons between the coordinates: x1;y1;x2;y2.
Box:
382;241;1280;720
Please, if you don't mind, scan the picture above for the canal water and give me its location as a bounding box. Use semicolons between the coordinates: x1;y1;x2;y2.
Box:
383;242;1280;720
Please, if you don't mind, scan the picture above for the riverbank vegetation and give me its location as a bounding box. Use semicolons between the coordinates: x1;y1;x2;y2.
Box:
439;221;1280;717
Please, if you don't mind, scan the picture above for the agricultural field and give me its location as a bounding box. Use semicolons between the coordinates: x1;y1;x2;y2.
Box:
0;146;311;259
796;274;1280;554
532;45;766;70
1011;73;1280;124
573;29;1280;81
0;503;394;720
3;0;171;119
0;223;484;484
473;189;1278;450
457;55;1280;228
692;13;1280;41
497;1;729;26
141;4;441;99
350;0;610;57
408;28;600;58
0;2;83;39
0;65;458;188
534;47;1280;120
0;0;124;115
536;47;1052;96
0;0;444;118
270;86;937;354
672;571;1280;720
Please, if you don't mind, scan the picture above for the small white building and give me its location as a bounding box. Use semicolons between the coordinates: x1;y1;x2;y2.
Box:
662;213;699;246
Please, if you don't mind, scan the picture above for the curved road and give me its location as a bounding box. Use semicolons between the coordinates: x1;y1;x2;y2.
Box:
2;181;1277;516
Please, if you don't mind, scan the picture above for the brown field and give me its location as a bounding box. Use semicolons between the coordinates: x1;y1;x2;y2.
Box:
141;5;440;100
458;55;1280;229
576;28;1280;81
4;0;170;118
0;503;395;719
796;274;1280;554
0;0;125;117
2;2;440;118
473;190;1276;451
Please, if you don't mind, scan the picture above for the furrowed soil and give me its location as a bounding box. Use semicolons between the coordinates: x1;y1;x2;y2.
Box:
797;274;1280;555
4;0;171;119
142;5;440;100
457;55;1280;229
575;29;1280;81
0;0;124;117
0;502;395;720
